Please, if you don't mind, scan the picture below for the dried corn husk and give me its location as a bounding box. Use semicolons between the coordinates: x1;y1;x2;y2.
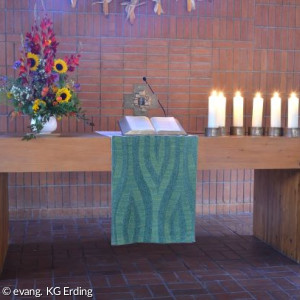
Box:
92;0;113;16
71;0;77;8
187;0;196;12
153;0;163;15
121;0;145;24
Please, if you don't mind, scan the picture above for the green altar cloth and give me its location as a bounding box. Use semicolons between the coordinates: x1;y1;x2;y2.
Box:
111;135;198;245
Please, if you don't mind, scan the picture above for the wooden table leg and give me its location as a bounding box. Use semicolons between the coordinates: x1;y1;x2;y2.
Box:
0;173;9;274
253;169;300;262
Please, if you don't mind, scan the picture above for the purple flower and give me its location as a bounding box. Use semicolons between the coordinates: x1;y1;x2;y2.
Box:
52;73;59;82
74;83;81;91
13;60;21;69
0;76;7;86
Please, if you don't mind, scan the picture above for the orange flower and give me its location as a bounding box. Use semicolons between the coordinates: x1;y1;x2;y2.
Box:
41;86;49;97
43;39;51;46
56;96;62;102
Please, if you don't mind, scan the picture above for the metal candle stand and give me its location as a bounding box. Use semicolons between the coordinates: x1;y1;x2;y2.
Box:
205;128;219;137
284;128;300;138
219;127;227;136
204;126;300;138
267;127;283;137
248;127;264;136
230;126;245;136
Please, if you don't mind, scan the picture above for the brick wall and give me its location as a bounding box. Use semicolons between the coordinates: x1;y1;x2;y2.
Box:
1;0;299;219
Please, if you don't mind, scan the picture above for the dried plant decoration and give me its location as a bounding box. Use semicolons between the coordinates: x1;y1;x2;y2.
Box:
71;0;77;8
153;0;163;15
121;0;146;24
186;0;211;12
92;0;113;16
34;0;45;20
187;0;196;12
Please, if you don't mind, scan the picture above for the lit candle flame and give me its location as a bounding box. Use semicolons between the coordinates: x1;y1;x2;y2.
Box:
211;90;217;96
235;91;241;97
218;91;224;97
255;92;261;98
274;92;279;97
291;92;296;98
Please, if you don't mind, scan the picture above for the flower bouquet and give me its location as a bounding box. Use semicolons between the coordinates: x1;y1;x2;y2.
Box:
0;15;92;140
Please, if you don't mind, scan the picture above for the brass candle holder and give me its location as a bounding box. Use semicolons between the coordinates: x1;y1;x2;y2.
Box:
205;127;219;137
248;127;264;136
267;127;283;137
284;128;300;138
230;126;245;136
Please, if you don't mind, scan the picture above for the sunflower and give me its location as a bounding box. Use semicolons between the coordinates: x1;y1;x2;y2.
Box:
53;59;68;73
56;87;71;103
32;99;46;112
27;52;39;71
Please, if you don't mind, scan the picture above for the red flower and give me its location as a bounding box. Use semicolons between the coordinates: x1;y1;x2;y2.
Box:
19;65;27;76
33;33;40;44
40;16;52;31
44;59;53;73
63;54;80;72
72;55;80;66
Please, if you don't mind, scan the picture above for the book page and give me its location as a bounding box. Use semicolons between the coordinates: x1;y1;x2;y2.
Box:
150;117;186;135
126;116;154;131
95;131;122;137
119;116;155;135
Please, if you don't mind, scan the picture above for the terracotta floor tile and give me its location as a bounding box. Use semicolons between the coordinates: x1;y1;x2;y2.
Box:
1;214;300;299
148;284;171;297
129;285;152;298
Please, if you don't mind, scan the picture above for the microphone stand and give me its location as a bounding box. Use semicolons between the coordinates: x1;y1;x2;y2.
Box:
143;77;167;117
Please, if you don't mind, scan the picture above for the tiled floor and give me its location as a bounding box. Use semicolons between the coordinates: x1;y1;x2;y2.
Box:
1;214;300;299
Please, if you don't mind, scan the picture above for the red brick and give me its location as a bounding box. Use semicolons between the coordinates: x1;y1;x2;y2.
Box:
1;0;279;218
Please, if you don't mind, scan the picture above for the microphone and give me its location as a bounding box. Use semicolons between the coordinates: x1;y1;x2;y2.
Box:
143;77;167;117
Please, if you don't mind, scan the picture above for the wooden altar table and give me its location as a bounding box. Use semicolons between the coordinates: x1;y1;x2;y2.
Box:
0;134;299;272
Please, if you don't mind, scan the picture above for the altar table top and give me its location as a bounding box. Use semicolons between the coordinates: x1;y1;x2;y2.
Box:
0;133;299;172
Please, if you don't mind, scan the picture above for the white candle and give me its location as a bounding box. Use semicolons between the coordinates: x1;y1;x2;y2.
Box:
217;92;226;127
233;91;244;127
271;92;281;128
288;93;299;128
208;90;218;128
252;92;264;127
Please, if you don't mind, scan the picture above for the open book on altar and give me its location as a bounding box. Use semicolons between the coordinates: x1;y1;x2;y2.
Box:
119;116;187;136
